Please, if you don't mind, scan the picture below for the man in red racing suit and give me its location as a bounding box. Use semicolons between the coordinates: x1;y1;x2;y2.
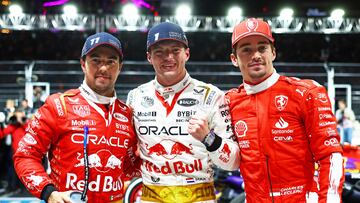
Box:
13;32;140;203
226;18;344;203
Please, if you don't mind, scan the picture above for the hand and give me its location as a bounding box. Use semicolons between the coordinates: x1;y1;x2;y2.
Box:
188;114;210;142
47;191;73;203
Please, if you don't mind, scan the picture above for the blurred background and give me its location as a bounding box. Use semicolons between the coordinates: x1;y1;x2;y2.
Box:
1;0;360;202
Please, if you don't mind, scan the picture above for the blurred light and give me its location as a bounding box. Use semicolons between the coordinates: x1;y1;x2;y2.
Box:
227;6;242;19
330;8;345;19
63;4;77;16
279;8;294;18
122;3;139;17
176;4;191;18
9;4;23;15
2;0;10;6
1;29;11;34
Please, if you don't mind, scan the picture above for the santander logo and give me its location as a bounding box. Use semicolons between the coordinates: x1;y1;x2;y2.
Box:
275;117;289;129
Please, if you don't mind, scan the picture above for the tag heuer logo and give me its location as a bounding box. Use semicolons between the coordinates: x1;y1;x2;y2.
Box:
141;96;154;107
72;105;91;118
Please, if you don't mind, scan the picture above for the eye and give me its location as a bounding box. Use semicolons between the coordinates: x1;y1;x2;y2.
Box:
107;59;117;66
258;46;267;53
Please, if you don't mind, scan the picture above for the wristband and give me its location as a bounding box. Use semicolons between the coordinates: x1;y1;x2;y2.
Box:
202;130;222;152
202;130;216;147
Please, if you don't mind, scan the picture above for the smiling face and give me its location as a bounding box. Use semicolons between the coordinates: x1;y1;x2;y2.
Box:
147;40;190;86
80;45;122;97
230;35;276;84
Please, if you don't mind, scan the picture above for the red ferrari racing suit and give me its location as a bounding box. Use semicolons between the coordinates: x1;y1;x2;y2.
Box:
14;83;140;203
226;71;344;203
127;73;240;203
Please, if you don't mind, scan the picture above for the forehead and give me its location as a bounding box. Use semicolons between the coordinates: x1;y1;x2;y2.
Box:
235;35;271;48
150;40;185;50
87;45;119;57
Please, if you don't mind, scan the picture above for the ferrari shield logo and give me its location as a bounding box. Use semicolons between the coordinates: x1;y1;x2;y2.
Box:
275;95;288;111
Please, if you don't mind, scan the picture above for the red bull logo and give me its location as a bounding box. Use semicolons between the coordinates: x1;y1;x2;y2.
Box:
219;143;231;163
144;159;203;175
144;140;193;160
74;150;123;173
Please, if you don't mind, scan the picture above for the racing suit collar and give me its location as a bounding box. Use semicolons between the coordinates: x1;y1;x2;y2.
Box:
243;70;280;95
154;72;191;96
79;81;117;104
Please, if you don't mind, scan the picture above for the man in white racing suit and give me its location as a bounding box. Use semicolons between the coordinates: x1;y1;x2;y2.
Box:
126;22;240;203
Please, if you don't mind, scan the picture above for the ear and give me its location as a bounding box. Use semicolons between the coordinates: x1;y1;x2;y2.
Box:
272;47;276;61
80;58;86;73
146;52;152;64
230;53;239;67
185;48;190;62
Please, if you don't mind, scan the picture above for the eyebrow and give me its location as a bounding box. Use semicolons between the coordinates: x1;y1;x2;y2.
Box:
89;53;118;60
238;41;270;49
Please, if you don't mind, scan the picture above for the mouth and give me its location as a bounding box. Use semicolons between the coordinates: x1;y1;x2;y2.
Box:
161;63;176;70
96;75;111;80
248;62;264;69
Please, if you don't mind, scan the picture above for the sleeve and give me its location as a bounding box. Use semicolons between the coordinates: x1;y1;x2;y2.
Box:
205;90;240;171
0;124;16;139
302;86;344;202
121;106;141;180
13;96;59;199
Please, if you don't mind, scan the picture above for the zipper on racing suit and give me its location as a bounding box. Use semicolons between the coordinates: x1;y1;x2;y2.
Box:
266;155;275;203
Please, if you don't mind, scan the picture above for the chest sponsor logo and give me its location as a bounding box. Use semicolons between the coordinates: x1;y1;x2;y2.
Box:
23;133;37;145
275;117;288;129
193;88;205;94
205;91;216;105
272;117;294;135
326;128;337;137
319;121;336;127
324;137;340;146
141;96;154;107
68;97;80;104
137;111;157;117
274;136;293;142
138;126;188;136
71;133;129;148
318;107;332;112
113;113;129;122
177;98;199;107
239;140;250;148
71;119;96;126
275;95;288;111
66;172;123;192
319;113;332;120
72;105;90;118
234;120;247;138
295;89;306;97
74;149;122;172
144;159;203;175
317;93;328;103
218;143;231;163
144;139;193;160
177;110;196;118
54;98;64;116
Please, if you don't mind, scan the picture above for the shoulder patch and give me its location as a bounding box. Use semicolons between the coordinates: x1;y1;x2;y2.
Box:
283;76;322;89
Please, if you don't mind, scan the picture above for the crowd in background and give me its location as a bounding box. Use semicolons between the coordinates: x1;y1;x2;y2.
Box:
0;88;46;196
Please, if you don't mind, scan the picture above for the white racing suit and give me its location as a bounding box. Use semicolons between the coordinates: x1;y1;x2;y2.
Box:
127;73;240;203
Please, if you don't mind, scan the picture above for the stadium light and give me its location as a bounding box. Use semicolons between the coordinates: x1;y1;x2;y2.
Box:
122;3;139;18
175;4;191;19
330;8;345;19
227;6;242;19
279;8;294;19
63;4;78;16
9;4;23;15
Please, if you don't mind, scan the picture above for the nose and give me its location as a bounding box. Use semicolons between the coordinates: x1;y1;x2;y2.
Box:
252;51;262;61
